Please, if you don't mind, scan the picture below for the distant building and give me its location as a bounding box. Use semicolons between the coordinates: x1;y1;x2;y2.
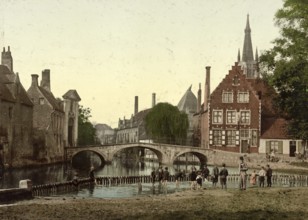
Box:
116;95;152;144
177;85;197;145
95;123;115;145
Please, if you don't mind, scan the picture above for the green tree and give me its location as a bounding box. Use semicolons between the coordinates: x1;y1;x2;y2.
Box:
78;105;96;146
145;102;189;144
260;0;308;145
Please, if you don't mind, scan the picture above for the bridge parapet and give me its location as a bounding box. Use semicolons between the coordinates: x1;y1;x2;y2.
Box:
65;143;212;165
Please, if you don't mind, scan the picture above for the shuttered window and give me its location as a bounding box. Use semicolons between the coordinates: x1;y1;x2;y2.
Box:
266;141;283;154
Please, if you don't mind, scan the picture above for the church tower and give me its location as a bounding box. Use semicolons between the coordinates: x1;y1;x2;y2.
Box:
1;46;13;73
239;15;258;79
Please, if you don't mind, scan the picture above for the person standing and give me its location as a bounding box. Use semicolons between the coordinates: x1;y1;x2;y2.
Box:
89;166;95;184
190;168;197;190
219;163;229;189
239;156;248;190
162;167;169;194
266;164;273;187
258;166;266;187
212;165;219;187
250;170;257;186
202;165;210;180
151;168;156;185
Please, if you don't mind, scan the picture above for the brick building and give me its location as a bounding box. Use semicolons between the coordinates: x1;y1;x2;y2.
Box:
196;15;303;157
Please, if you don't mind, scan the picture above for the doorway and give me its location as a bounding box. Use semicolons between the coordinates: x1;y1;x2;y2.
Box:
241;140;249;153
289;141;296;157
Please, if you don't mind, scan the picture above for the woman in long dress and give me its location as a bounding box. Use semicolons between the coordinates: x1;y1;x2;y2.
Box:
250;170;257;186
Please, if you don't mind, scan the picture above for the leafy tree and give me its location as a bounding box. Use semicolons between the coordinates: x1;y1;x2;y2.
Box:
260;0;308;145
145;102;189;144
78;105;96;146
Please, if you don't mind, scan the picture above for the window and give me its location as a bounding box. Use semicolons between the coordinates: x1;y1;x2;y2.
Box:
226;110;237;124
238;92;249;103
212;110;223;124
222;91;233;103
240;129;250;139
266;141;283;154
226;130;236;145
233;75;239;86
39;98;45;105
213;130;222;145
251;130;258;146
240;111;250;124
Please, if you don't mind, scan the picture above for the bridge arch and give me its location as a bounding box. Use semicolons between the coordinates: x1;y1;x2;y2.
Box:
171;150;208;166
110;144;164;163
71;150;107;167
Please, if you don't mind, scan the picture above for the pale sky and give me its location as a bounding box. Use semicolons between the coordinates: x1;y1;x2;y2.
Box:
0;0;283;128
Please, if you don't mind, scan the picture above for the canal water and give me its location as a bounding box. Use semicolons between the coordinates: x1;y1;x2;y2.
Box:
0;159;306;198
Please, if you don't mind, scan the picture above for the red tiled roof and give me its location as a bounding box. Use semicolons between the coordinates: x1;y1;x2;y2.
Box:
261;117;289;139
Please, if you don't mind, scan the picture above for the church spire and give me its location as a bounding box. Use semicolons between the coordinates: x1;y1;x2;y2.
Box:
237;49;241;62
242;14;254;62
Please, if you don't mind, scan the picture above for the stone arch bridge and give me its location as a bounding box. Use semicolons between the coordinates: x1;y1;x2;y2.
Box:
65;143;214;165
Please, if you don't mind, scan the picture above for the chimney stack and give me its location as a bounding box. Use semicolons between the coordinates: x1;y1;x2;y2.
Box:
134;96;138;116
152;93;156;107
1;46;13;72
197;83;201;112
31;74;39;87
204;66;211;111
41;69;51;92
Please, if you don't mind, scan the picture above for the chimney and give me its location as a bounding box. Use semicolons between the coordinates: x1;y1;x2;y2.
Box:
152;93;156;107
1;46;13;72
197;83;201;112
204;66;211;111
134;96;138;116
31;74;39;87
41;69;51;92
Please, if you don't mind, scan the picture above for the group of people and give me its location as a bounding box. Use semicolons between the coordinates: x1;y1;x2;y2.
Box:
150;166;170;185
189;163;229;190
239;156;273;190
250;165;273;187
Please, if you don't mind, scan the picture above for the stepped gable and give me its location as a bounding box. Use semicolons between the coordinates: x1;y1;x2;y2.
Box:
38;87;63;112
177;85;197;113
261;117;288;139
247;78;277;117
62;89;81;101
210;62;259;105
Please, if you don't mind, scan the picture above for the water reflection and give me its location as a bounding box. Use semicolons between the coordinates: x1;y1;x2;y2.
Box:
0;159;244;189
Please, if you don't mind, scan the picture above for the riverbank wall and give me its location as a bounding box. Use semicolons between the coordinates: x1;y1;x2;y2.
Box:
0;188;32;203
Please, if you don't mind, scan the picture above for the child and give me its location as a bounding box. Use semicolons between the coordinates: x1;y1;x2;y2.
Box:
196;172;203;189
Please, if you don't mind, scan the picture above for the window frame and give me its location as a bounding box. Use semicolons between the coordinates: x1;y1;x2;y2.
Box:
237;91;249;103
222;91;233;103
212;110;223;124
226;110;237;124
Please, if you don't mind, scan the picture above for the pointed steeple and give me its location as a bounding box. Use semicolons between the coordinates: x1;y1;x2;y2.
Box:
255;47;259;62
237;49;241;62
242;14;254;62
